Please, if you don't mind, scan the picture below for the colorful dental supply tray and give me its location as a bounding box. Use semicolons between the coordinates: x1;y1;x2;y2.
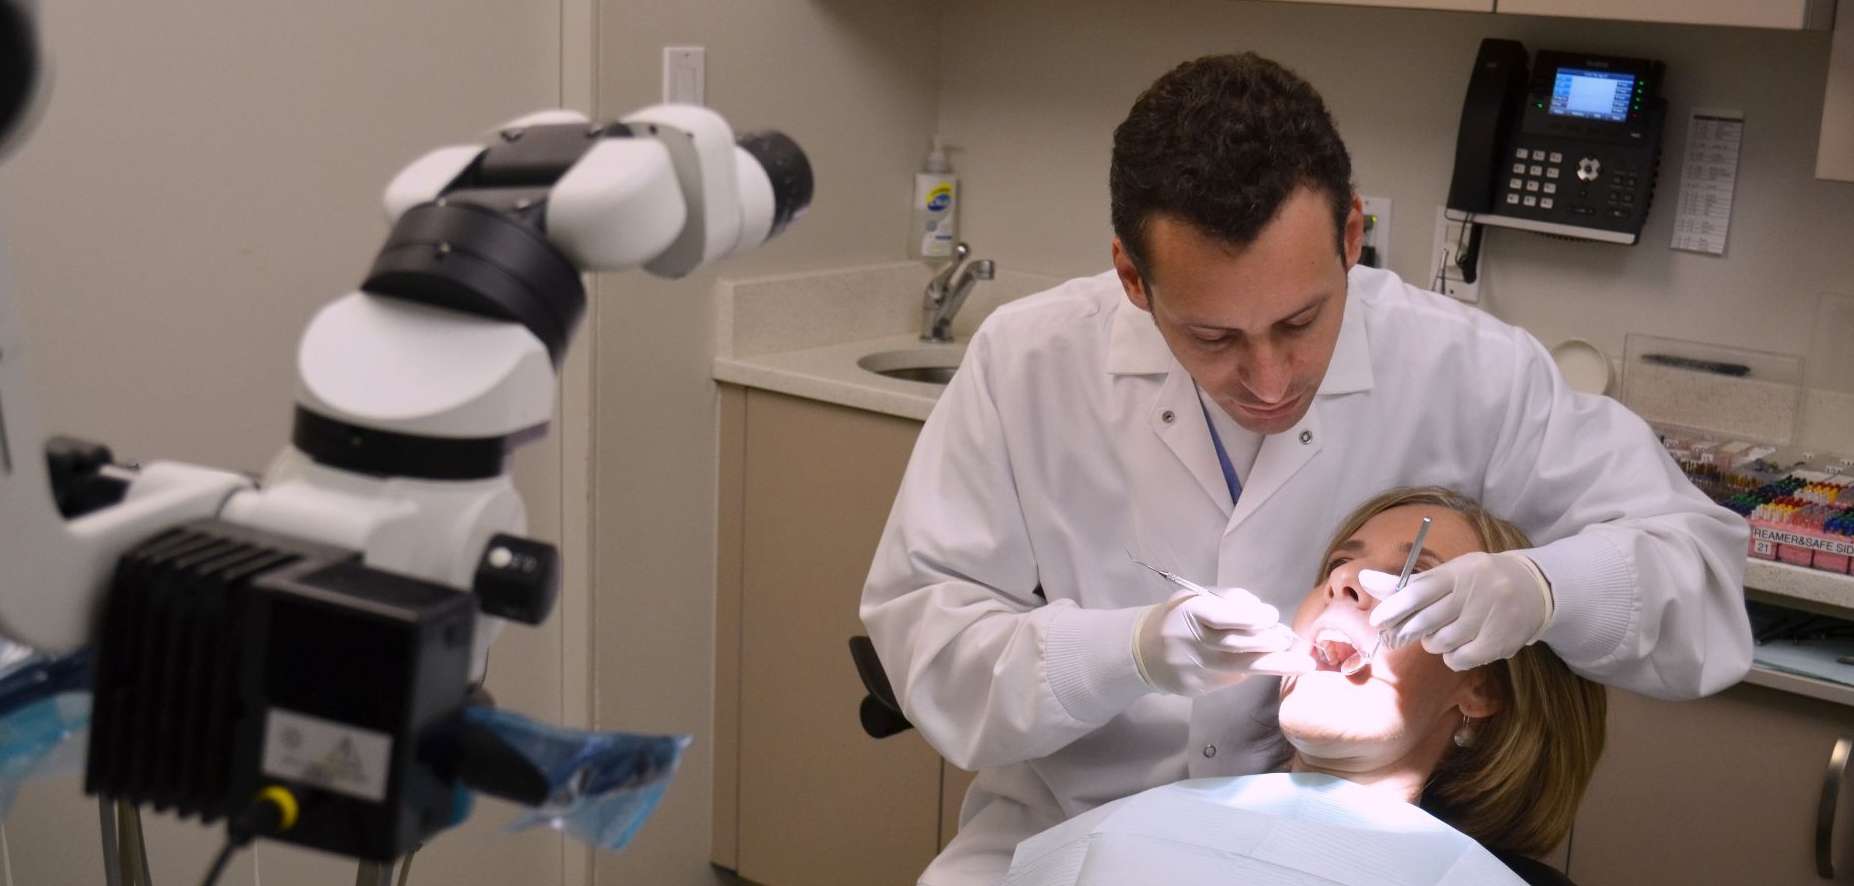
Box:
1660;428;1854;574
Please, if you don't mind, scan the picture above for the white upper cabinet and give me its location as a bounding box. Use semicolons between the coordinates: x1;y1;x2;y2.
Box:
1495;0;1836;30
1254;0;1838;28
1267;0;1494;11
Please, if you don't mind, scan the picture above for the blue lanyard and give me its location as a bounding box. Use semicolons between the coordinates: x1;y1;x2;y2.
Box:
1200;400;1244;505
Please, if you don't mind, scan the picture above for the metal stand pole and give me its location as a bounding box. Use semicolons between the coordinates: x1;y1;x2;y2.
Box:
99;803;413;886
98;798;122;886
115;804;153;886
354;859;397;886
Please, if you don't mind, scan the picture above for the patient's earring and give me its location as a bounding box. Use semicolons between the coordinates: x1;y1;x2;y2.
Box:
1453;715;1477;749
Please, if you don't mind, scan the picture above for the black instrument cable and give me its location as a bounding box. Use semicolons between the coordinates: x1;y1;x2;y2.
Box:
198;787;298;886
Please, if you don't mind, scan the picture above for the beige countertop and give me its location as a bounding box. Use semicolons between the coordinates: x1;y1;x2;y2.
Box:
711;260;1060;421
714;332;956;421
1747;559;1854;611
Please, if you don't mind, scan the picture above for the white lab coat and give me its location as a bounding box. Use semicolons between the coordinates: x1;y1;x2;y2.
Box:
860;265;1752;886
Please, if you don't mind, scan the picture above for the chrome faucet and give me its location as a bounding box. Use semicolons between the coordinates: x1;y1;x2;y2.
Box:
921;242;994;343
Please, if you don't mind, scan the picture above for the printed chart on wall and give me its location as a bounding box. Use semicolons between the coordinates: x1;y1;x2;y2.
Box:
1671;108;1745;256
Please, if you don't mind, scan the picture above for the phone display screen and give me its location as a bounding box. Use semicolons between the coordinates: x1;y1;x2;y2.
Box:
1548;68;1635;122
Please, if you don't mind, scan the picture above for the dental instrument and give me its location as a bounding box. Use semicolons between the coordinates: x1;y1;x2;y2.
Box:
1128;553;1310;663
1344;516;1433;675
1128;554;1215;596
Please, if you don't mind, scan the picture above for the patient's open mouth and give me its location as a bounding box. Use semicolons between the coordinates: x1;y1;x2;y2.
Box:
1311;628;1360;673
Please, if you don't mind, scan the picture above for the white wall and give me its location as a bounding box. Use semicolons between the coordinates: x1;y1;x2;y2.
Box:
0;2;576;884
589;2;941;884
937;0;1854;386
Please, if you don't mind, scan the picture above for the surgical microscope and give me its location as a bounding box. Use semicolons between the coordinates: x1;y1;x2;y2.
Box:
0;2;812;881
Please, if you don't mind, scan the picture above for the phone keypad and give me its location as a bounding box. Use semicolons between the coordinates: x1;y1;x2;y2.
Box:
1500;144;1641;226
1502;145;1566;216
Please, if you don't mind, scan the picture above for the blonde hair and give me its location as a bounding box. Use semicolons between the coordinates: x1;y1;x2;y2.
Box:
1315;486;1607;858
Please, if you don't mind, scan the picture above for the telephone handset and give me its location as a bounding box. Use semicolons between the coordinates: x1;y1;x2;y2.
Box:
1447;38;1667;245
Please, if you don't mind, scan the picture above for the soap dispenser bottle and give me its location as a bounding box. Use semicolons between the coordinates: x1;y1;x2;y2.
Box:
911;136;958;259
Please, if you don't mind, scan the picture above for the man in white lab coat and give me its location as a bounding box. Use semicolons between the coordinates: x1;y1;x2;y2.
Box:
860;53;1751;885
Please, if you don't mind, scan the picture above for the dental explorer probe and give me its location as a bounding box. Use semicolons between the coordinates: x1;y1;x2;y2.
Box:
1347;515;1433;675
1126;552;1310;665
1127;553;1215;596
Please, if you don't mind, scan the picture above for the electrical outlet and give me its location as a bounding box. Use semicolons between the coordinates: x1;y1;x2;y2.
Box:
1360;195;1392;270
1428;206;1481;303
662;46;705;105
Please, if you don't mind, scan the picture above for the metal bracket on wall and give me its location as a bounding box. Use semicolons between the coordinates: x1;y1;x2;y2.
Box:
1429;206;1482;304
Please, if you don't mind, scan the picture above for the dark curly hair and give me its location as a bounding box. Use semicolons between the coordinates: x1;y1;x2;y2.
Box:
1110;53;1355;277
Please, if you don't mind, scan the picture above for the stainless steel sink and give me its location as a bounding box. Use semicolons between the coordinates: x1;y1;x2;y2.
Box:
858;347;965;386
875;365;959;384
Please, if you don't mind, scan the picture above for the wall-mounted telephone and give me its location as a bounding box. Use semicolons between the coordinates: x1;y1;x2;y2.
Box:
1447;38;1667;246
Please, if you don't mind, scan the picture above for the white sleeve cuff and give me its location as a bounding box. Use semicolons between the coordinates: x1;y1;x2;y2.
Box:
1530;531;1639;667
1513;552;1555;645
1044;605;1152;726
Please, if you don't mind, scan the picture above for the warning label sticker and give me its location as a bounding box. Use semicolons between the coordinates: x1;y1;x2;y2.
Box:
261;708;392;802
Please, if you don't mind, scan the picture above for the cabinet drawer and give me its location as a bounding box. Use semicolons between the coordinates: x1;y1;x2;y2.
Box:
1571;684;1854;884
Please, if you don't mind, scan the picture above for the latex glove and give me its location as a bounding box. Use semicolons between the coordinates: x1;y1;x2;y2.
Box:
1133;589;1313;697
1366;550;1554;671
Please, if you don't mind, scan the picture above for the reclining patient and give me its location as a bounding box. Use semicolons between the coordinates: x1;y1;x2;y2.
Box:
1003;487;1607;886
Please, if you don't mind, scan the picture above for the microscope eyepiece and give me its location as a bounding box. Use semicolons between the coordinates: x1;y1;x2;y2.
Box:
0;0;40;154
736;130;812;241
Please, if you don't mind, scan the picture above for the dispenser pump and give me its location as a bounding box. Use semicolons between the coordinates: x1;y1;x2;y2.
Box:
924;136;951;174
911;135;959;259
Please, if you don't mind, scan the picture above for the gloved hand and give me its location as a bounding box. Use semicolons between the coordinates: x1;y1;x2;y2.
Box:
1133;589;1312;697
1366;550;1554;671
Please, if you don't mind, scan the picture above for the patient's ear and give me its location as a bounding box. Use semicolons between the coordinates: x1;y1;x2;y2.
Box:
1455;669;1503;719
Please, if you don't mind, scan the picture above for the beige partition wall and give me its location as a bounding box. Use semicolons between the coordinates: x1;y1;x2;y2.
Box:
0;2;583;885
591;2;941;884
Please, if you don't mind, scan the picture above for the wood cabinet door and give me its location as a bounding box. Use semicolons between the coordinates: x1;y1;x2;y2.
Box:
1570;684;1854;885
734;390;942;886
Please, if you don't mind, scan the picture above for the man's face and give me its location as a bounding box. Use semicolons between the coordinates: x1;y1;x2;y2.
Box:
1113;188;1362;435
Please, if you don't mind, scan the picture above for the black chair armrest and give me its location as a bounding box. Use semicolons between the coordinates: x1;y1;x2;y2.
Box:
849;635;913;738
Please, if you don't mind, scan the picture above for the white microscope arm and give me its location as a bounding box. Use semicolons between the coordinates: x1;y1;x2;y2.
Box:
4;1;818;855
0;82;813;861
0;103;809;659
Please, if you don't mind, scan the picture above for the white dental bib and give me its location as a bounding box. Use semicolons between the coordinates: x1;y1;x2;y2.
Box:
1003;772;1526;886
